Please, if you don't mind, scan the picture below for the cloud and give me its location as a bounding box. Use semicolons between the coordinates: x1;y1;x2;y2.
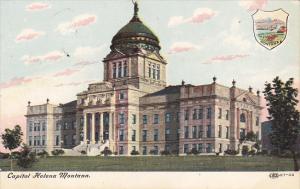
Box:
0;77;34;89
25;2;50;11
56;14;97;34
202;54;249;64
168;8;217;27
15;29;45;43
73;60;98;67
239;0;268;11
53;68;79;77
168;42;200;54
21;51;64;65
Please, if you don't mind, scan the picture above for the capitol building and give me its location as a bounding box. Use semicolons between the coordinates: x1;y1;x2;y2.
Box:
25;2;262;156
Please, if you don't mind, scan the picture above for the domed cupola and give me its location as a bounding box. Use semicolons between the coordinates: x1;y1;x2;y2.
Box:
110;2;161;52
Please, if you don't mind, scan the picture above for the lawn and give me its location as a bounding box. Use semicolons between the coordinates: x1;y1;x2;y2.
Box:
0;155;296;171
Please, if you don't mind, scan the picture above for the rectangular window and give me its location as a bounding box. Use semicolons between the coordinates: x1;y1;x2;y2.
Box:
226;126;229;139
56;135;60;146
218;108;222;119
154;129;159;141
198;143;203;153
184;144;189;153
226;110;229;120
207;107;212;119
156;65;160;80
256;116;259;126
198;109;203;119
177;128;180;139
206;143;212;153
132;114;136;124
218;125;222;138
240;128;246;139
142;146;147;155
219;143;223;153
142;130;147;142
29;136;32;146
72;134;76;145
184;110;189;120
37;136;40;146
132;146;136;152
119;130;124;141
165;113;171;123
56;121;60;131
207;125;211;138
148;64;151;78
165;128;170;140
112;63;116;79
192;144;197;151
118;62;122;78
143;115;147;124
192;126;197;139
132;130;136;141
154;146;159;155
42;135;46;146
165;144;170;152
176;112;180;123
193;109;197;120
184;126;189;139
119;146;124;155
29;125;32;132
119;91;125;100
198;125;203;138
153;114;159;124
119;113;125;124
63;135;68;145
34;136;36;146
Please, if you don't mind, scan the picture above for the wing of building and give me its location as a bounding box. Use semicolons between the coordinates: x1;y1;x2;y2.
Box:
25;2;262;156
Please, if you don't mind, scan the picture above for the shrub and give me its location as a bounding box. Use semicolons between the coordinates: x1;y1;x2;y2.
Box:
11;151;21;159
248;150;256;156
242;146;249;156
160;150;171;155
101;147;112;156
113;152;118;155
80;150;87;155
149;149;157;155
51;149;65;156
224;149;238;155
130;150;139;155
0;152;10;159
17;145;37;169
37;150;49;158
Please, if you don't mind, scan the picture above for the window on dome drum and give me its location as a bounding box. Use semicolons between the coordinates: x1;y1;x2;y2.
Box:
198;125;203;138
143;115;147;124
184;126;189;139
132;114;136;124
119;130;124;141
226;110;229;120
192;126;197;138
218;108;222;119
123;61;127;77
154;129;159;141
153;114;159;124
119;113;125;124
142;130;147;142
118;62;122;78
240;113;246;123
112;63;116;78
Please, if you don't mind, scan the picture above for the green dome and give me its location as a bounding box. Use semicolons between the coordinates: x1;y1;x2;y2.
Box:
110;3;160;52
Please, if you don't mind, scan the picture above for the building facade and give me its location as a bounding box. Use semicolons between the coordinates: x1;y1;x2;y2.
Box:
25;2;262;155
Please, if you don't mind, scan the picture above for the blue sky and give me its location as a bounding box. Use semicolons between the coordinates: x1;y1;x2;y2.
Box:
0;0;299;135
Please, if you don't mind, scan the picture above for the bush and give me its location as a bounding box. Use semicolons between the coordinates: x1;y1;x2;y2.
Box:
248;150;256;156
37;150;49;158
11;151;21;159
149;149;158;155
51;149;65;156
224;149;238;155
17;145;37;169
130;150;139;155
101;147;112;156
80;150;87;155
0;152;10;159
242;146;249;156
160;150;171;155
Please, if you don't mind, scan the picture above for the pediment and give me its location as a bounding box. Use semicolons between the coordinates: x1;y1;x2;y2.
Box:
104;50;126;60
146;52;166;63
235;92;257;105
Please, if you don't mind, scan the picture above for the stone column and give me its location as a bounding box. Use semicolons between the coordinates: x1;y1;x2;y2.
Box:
83;113;87;144
100;112;104;142
91;113;95;144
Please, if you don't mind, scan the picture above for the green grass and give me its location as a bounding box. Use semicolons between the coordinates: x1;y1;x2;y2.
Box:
0;155;296;171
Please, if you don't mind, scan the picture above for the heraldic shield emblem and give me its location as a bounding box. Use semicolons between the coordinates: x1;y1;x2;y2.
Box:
252;9;289;50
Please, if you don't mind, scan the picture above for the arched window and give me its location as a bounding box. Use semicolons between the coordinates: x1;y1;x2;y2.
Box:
112;63;116;79
240;113;246;123
152;64;156;79
156;65;160;80
118;62;122;78
123;61;127;77
148;63;151;78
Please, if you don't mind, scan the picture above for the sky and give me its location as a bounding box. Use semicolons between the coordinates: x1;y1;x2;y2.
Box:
0;0;299;151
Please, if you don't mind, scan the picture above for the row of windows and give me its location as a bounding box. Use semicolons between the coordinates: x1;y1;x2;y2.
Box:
148;63;160;80
55;121;76;130
29;122;46;132
112;61;128;78
183;143;215;153
28;136;46;146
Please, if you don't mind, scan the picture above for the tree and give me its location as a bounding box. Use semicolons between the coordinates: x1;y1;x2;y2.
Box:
17;144;37;169
1;125;23;171
263;77;300;171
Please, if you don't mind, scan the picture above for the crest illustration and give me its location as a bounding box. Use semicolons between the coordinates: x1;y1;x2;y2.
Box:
252;9;289;50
